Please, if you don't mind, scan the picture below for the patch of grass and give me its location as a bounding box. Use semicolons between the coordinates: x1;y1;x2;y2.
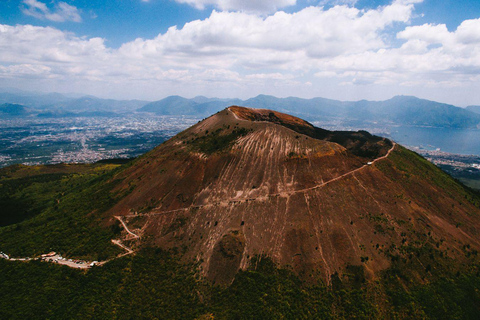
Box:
188;128;250;154
378;146;480;209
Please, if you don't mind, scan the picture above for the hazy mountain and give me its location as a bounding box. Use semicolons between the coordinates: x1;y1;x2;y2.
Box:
0;92;70;108
243;95;480;128
0;90;149;113
0;103;33;116
139;95;241;115
139;95;200;114
2;88;479;128
0;102;122;118
36;109;119;118
140;94;480;128
466;105;480;114
56;96;148;113
190;95;217;104
374;95;480;128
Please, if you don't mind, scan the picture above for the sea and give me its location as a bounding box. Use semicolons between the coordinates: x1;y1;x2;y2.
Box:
388;126;480;156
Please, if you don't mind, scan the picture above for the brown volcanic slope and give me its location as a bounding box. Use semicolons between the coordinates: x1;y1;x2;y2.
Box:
107;106;480;284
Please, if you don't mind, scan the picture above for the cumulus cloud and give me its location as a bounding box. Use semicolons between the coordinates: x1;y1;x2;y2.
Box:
174;0;296;13
2;0;480;103
21;0;82;22
119;3;418;63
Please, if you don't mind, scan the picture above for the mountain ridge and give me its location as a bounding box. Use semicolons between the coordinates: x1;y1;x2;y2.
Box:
2;89;480;128
98;106;480;284
139;95;480;129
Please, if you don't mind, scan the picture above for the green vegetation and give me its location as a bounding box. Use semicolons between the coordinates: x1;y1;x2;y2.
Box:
1;249;479;319
0;163;126;260
376;146;480;208
187;127;250;154
0;171;69;226
0;248;205;319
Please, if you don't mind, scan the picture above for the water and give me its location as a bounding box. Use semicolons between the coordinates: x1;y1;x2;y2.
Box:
312;118;480;157
389;126;480;156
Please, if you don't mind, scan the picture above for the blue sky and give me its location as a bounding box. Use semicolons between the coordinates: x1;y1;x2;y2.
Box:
1;0;480;105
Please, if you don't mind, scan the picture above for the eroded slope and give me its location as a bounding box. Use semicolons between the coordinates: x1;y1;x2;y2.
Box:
106;107;480;284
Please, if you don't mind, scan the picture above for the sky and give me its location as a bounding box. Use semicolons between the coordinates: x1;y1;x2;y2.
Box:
1;0;480;105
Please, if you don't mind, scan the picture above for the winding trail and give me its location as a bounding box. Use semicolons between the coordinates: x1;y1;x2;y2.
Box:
1;215;142;269
292;141;396;194
122;142;396;219
108;216;140;258
0;141;395;270
114;216;140;239
111;240;134;255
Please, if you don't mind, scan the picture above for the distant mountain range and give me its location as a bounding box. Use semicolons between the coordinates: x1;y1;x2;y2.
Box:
139;95;242;116
0;91;147;114
140;94;480;129
1;89;480;129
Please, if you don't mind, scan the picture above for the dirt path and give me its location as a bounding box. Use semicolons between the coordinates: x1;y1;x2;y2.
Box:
289;142;396;195
114;216;140;239
4;254;95;269
106;216;140;258
124;142;396;218
1;215;142;269
0;142;395;269
110;240;134;255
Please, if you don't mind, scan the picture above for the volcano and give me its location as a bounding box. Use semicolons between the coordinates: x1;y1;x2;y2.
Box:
107;106;480;284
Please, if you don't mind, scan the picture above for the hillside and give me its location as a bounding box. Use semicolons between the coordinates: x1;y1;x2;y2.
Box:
103;106;480;285
0;162;125;260
1;106;480;318
0;103;32;116
375;96;480;128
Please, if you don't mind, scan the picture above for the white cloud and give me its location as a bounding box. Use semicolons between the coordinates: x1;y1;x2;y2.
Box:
119;3;417;62
21;0;82;22
2;0;480;104
174;0;296;13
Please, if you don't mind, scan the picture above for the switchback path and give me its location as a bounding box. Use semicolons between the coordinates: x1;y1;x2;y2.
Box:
115;216;140;239
1;216;142;269
106;216;140;259
122;142;396;219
